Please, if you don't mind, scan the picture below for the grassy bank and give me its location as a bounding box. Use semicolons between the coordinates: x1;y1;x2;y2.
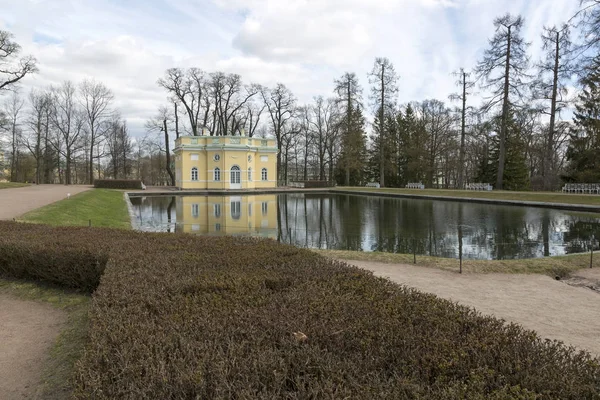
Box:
335;187;600;207
2;188;130;397
19;189;131;229
317;249;597;277
0;182;30;189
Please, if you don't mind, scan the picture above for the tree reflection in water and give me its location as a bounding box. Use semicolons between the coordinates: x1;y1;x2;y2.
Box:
129;194;600;260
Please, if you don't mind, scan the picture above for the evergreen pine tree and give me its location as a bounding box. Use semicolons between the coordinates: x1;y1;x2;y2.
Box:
336;105;368;185
368;111;399;186
481;114;530;190
564;56;600;182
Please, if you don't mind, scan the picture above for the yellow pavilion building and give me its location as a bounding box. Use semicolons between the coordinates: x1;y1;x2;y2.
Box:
174;134;278;190
175;195;278;238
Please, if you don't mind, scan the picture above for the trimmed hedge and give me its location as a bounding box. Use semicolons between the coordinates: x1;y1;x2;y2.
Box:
0;221;599;399
93;179;143;189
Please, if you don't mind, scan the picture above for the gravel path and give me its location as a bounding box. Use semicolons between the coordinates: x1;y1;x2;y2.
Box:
0;295;66;400
0;184;91;220
345;260;600;357
0;184;89;398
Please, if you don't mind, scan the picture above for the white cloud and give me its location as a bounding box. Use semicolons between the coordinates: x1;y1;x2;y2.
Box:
0;0;585;137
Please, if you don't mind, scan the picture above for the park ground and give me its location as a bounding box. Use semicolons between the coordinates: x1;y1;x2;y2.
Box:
0;185;599;397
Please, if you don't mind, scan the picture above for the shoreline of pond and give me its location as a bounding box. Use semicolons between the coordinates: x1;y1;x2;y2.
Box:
126;188;600;214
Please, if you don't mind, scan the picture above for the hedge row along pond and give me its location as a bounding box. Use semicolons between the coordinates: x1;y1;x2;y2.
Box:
0;221;599;399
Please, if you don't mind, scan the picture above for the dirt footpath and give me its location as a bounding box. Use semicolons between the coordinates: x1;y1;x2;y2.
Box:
0;185;90;220
0;295;66;400
344;260;600;357
0;184;88;398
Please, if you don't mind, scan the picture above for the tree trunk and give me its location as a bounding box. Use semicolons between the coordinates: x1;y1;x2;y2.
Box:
303;143;308;181
89;141;95;184
458;71;467;189
545;30;560;192
43;111;51;183
113;146;118;179
319;147;325;181
10;120;17;182
284;151;289;184
35;119;41;184
328;152;334;184
379;65;385;188
122;132;127;178
163;119;175;186
65;148;71;185
89;129;95;184
497;26;512;190
345;80;351;186
97;143;101;180
174;102;180;139
277;150;282;186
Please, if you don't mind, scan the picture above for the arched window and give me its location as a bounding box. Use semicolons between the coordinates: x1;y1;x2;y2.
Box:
261;168;268;181
191;167;198;181
231;165;241;184
214;167;221;181
248;167;252;182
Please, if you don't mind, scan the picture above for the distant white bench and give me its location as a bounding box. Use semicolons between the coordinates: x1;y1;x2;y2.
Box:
562;183;600;194
365;182;380;188
466;183;492;191
406;182;424;189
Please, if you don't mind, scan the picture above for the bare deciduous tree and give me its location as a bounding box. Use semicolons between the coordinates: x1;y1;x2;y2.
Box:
50;81;84;185
2;91;25;181
450;69;475;189
80;79;114;183
209;72;260;136
158;68;209;136
0;30;37;92
535;25;573;190
145;106;175;186
24;89;51;184
475;14;530;190
261;83;297;183
106;117;133;179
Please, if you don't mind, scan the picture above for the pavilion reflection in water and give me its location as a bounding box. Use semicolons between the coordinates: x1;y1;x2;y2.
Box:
175;195;278;238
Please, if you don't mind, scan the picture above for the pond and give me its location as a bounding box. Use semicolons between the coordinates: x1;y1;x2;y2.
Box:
128;193;600;260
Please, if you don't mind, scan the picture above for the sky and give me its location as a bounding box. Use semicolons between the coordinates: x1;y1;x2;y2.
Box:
0;0;582;137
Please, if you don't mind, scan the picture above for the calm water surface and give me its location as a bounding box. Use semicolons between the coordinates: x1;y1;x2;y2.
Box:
129;193;600;260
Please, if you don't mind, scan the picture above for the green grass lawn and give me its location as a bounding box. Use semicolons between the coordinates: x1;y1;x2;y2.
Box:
316;249;598;277
0;182;30;189
335;187;600;207
19;189;131;229
2;188;130;398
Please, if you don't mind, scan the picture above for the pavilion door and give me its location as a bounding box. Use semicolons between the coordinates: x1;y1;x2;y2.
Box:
230;166;241;189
